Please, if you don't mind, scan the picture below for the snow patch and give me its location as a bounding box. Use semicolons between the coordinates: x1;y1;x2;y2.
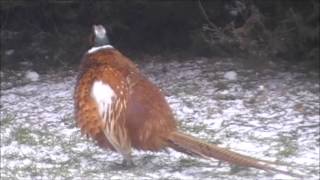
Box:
0;57;318;179
182;106;194;114
25;71;39;82
224;71;238;81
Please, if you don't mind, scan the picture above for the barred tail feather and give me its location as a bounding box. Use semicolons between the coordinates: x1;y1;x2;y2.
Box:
167;131;302;178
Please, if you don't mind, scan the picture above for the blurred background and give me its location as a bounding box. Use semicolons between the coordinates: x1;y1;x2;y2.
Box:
1;0;319;71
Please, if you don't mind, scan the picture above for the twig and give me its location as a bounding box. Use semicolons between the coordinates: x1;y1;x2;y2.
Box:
197;0;218;30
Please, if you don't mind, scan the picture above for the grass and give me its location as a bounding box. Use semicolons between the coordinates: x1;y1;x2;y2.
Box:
0;113;15;127
14;127;37;145
276;134;299;158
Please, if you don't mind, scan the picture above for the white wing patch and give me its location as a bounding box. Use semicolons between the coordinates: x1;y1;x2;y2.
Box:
88;45;114;54
91;80;115;125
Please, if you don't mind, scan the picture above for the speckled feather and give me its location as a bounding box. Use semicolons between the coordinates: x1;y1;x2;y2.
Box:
73;25;301;177
74;48;177;152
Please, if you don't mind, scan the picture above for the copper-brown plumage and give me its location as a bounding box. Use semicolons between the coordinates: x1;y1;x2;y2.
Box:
74;25;299;176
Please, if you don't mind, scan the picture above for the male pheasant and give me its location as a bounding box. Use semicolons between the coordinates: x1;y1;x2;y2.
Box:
74;24;298;176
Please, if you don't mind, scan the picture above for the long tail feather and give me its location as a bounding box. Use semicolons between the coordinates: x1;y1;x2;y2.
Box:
167;131;302;177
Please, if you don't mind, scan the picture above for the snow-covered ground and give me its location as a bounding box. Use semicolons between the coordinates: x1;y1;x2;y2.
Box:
1;57;319;179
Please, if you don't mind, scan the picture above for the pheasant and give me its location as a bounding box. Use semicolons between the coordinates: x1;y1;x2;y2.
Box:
74;24;299;177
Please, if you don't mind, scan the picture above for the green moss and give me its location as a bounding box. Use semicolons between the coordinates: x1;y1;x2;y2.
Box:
179;158;198;167
0;113;15;127
14;128;37;145
229;164;250;175
60;115;75;128
276;134;298;157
